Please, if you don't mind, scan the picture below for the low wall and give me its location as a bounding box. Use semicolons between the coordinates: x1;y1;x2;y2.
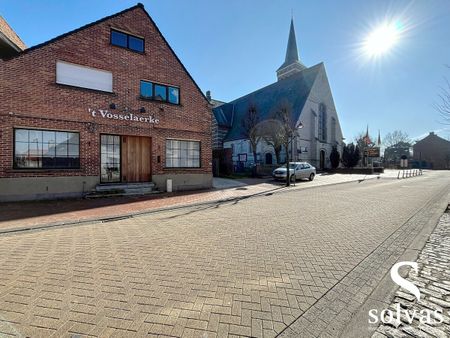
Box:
326;167;384;175
0;176;99;202
152;173;213;192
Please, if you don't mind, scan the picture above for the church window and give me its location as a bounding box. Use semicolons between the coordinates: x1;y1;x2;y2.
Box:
318;104;327;142
331;117;336;143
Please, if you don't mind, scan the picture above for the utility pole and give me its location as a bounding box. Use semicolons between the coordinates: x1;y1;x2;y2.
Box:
286;139;290;187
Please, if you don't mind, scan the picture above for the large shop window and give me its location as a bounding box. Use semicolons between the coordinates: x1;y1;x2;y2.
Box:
14;129;80;169
140;80;180;105
166;140;200;168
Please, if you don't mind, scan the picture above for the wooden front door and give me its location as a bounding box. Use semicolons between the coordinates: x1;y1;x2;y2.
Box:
121;136;151;182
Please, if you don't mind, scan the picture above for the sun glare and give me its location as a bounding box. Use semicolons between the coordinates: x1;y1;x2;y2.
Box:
364;22;402;57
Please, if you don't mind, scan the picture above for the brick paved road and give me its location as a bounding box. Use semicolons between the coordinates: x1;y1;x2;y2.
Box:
0;171;448;338
0;170;400;232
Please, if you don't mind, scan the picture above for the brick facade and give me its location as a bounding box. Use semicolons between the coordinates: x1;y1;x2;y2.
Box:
413;132;450;169
0;4;212;201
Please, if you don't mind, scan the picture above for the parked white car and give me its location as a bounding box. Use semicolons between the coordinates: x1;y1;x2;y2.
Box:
272;162;316;182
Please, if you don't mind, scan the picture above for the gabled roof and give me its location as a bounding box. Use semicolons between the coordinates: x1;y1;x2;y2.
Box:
2;3;209;104
4;4;145;59
213;63;323;142
0;16;26;49
0;15;26;58
209;98;225;109
415;132;450;146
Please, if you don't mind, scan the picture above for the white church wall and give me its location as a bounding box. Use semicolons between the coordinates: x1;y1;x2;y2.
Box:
296;65;344;169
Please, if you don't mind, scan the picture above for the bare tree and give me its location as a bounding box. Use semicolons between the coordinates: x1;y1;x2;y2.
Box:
434;65;450;125
258;119;284;164
273;102;298;186
383;130;411;148
241;103;262;166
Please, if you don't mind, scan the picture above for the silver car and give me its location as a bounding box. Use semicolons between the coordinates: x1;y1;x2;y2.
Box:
272;162;316;182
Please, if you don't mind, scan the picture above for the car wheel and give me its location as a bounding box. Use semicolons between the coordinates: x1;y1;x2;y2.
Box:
309;173;315;181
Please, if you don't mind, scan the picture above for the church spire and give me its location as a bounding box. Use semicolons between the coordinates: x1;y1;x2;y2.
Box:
285;18;299;65
277;17;306;81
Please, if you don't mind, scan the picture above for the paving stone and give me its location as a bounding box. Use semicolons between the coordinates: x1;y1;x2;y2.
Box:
0;173;448;338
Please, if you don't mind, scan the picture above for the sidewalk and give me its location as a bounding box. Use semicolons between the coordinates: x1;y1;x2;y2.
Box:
0;171;399;233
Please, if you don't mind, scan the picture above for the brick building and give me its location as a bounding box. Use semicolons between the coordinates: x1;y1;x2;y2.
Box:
0;4;212;202
413;132;450;169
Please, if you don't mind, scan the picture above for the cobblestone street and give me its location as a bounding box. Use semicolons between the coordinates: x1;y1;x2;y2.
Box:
373;211;450;338
0;171;448;337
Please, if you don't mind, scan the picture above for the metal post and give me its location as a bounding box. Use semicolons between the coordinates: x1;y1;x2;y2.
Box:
286;147;290;187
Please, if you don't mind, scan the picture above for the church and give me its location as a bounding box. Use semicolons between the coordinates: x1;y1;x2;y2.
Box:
211;19;344;171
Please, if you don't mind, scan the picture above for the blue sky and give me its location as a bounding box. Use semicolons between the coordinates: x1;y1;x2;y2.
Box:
2;0;450;142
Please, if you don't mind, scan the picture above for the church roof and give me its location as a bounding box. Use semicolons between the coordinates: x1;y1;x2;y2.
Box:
277;18;305;72
213;63;323;142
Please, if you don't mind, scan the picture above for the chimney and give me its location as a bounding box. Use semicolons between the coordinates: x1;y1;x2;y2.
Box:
430;132;435;135
206;90;211;102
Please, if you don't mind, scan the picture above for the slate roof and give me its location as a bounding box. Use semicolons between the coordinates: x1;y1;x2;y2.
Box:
277;18;305;71
209;99;225;109
213;63;323;142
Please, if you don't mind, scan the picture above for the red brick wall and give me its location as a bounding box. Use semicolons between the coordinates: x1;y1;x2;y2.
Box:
0;6;212;179
413;133;450;169
0;16;26;50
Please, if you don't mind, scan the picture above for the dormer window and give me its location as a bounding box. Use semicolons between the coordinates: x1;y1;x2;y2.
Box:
110;29;144;53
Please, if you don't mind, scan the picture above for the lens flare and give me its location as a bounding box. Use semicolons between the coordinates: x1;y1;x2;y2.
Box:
364;21;402;57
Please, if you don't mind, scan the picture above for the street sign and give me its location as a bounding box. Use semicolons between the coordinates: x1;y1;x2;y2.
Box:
367;147;380;157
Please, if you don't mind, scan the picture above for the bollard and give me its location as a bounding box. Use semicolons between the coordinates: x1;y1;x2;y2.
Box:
166;178;173;193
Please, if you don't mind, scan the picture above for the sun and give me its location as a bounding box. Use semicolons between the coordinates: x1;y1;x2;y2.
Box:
364;22;402;57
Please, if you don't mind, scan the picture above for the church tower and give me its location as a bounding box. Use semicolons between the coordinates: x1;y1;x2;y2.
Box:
276;18;306;81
